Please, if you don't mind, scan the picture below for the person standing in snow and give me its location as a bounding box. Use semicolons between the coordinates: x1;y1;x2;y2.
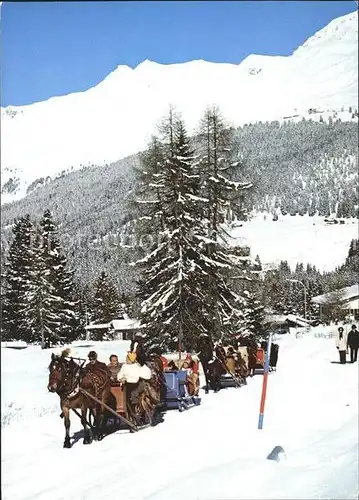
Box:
335;327;348;364
347;324;359;363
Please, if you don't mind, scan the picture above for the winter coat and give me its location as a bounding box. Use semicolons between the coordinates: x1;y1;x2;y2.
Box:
347;329;359;349
117;362;142;384
117;361;152;384
84;360;109;374
335;331;348;351
107;362;122;381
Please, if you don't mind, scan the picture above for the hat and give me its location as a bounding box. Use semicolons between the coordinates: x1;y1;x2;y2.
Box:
88;351;97;359
127;352;137;363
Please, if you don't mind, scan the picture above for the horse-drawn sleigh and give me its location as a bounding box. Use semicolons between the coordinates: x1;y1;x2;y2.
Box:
47;336;279;448
161;357;201;411
47;349;165;448
197;334;280;391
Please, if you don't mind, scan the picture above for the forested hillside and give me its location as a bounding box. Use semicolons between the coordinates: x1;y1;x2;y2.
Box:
1;117;358;291
234;118;358;216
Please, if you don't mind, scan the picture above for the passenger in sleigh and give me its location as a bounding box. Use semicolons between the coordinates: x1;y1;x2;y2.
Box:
182;356;200;396
107;354;122;385
117;351;152;403
225;346;237;374
83;351;110;375
149;346;170;370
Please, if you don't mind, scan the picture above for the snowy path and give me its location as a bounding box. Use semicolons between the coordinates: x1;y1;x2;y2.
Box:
2;332;358;500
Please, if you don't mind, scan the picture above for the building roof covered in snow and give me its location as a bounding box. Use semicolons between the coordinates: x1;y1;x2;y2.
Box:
264;314;312;327
341;298;359;310
311;284;359;306
85;318;142;331
111;319;141;330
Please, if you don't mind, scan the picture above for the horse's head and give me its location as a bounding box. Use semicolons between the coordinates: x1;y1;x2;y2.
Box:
148;353;164;375
197;334;213;360
47;350;77;394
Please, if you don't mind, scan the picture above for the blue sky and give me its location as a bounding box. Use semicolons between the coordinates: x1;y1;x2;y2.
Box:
1;1;356;107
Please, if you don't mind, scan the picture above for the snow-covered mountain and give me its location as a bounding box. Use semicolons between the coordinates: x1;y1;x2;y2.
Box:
1;11;358;204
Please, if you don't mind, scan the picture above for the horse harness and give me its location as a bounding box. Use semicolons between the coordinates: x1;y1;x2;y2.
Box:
51;356;109;405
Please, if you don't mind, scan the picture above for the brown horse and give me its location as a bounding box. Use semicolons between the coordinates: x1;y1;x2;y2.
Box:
237;337;258;376
198;336;226;393
47;350;111;448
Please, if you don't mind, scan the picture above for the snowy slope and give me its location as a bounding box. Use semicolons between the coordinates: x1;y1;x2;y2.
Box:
1;11;358;204
230;213;359;272
2;327;358;500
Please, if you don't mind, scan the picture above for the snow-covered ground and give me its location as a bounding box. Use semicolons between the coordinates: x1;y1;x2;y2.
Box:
231;213;359;272
2;327;358;500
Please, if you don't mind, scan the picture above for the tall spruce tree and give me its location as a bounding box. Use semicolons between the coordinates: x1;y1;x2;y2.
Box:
196;106;252;341
2;215;36;341
136;111;210;351
135;108;253;351
40;210;79;344
23;210;79;347
26;233;64;347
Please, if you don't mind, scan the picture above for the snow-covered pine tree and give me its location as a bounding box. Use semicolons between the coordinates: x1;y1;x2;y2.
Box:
2;215;36;342
223;247;265;343
26;232;65;348
196;105;251;234
42;210;80;341
195;106;252;341
72;281;92;339
133;135;166;236
32;210;80;347
136;110;211;351
241;287;266;340
92;271;122;327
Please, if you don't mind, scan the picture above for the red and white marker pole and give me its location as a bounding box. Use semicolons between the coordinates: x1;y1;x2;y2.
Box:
258;332;273;430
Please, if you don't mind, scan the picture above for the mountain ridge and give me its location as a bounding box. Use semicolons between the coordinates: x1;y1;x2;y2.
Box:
1;10;358;204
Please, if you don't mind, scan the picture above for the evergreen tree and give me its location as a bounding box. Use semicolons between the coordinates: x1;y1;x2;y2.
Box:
196;106;252;340
228;249;266;342
2;215;35;341
136;111;210;351
26;233;64;348
197;105;250;233
92;271;121;325
135;108;253;351
37;210;79;346
242;288;266;339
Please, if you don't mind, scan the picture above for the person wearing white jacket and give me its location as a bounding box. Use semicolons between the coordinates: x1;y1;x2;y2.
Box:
335;326;348;364
117;353;152;384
